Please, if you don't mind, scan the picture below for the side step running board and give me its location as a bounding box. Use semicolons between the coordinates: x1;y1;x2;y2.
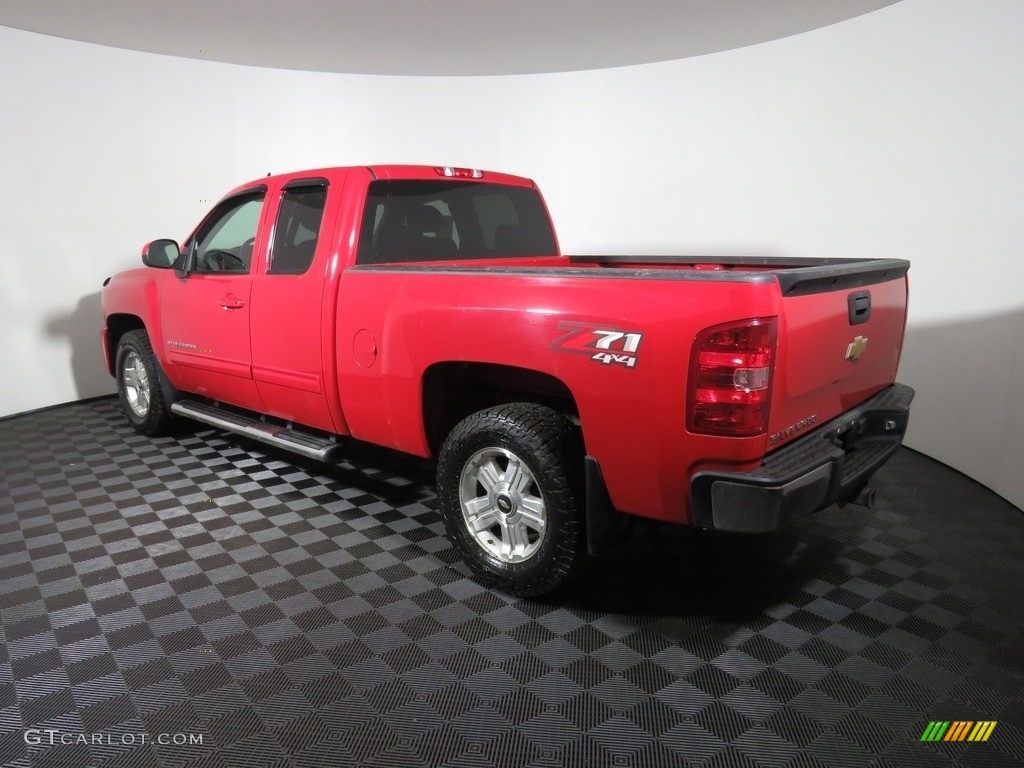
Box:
171;399;343;463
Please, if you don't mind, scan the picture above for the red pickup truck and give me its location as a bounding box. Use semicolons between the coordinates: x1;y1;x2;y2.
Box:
101;165;914;596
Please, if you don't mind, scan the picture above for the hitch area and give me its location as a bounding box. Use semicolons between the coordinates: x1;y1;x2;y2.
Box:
843;485;877;509
855;486;877;508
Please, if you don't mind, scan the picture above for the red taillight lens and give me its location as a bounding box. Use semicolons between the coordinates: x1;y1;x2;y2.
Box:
688;318;777;436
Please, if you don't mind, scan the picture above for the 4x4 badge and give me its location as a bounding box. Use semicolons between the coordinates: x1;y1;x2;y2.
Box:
845;335;868;361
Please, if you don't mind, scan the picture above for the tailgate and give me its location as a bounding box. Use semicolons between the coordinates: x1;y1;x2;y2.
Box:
767;260;909;449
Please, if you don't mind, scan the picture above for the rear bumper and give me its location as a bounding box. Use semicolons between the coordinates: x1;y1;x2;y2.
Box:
690;382;915;532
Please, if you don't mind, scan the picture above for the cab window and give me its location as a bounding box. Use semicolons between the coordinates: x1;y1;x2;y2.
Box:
356;180;556;265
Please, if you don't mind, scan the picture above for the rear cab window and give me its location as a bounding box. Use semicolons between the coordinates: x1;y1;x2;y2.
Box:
356;180;556;265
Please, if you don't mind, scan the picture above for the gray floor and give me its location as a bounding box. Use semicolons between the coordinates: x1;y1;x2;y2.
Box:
1;397;1022;767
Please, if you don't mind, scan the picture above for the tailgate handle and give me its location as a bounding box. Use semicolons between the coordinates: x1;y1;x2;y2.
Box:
848;291;871;326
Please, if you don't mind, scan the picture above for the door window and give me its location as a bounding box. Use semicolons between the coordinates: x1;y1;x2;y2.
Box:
268;184;327;275
191;191;265;274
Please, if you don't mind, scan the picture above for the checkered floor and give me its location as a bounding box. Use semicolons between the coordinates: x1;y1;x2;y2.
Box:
1;397;1022;768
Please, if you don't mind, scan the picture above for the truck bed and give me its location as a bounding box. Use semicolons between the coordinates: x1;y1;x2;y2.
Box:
573;254;911;295
353;253;909;292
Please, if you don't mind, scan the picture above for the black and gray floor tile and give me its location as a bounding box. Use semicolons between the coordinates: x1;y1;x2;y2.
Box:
1;397;1022;767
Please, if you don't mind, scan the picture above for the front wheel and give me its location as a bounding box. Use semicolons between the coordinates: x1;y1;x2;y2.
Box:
115;330;175;436
436;403;584;597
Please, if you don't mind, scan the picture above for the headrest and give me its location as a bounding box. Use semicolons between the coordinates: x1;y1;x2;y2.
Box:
407;205;449;237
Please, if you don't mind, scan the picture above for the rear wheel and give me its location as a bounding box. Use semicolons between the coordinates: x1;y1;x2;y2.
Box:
115;330;175;436
437;403;584;597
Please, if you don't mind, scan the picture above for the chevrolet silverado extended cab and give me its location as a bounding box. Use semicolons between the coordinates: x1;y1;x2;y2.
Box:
102;165;914;596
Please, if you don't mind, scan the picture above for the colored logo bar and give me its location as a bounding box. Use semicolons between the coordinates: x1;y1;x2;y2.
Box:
920;721;997;742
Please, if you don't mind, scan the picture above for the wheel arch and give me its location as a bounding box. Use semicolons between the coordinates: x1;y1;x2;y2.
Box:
110;320;180;409
104;314;147;376
422;362;580;456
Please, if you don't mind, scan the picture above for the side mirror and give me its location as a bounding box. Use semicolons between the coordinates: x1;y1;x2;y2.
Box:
142;239;180;269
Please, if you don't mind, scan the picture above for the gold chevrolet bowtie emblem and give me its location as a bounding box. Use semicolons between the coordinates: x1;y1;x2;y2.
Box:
845;335;869;361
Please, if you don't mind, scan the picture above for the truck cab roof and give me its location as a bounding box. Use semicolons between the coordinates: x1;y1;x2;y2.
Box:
223;165;536;200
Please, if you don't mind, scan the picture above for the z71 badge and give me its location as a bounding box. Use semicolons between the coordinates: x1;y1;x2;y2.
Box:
553;323;644;369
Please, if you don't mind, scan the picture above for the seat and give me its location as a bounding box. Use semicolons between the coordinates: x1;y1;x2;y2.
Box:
271;193;324;274
368;204;458;263
273;239;317;274
372;213;414;263
493;224;526;254
407;205;458;259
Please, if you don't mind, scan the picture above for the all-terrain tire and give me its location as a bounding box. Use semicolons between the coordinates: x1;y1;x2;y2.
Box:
436;403;584;597
115;330;175;436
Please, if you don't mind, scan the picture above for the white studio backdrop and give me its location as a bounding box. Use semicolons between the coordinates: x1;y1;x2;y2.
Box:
1;0;1022;509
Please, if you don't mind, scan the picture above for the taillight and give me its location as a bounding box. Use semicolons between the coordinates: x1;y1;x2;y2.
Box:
688;317;777;436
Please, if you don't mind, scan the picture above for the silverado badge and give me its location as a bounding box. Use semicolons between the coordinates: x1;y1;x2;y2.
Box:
845;335;868;361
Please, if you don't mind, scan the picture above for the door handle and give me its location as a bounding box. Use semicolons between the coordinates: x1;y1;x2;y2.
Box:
219;294;245;310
